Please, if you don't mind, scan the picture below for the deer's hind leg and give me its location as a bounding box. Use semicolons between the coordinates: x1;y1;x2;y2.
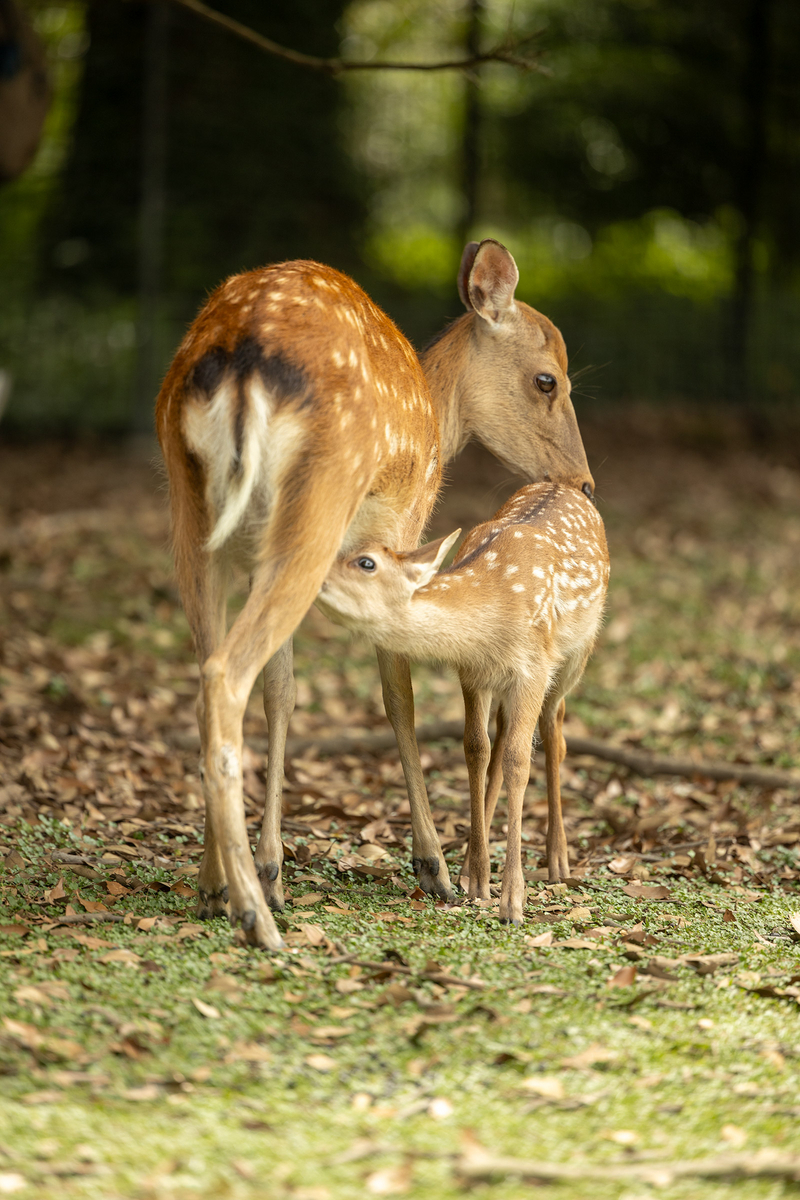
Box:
175;548;231;921
255;636;295;911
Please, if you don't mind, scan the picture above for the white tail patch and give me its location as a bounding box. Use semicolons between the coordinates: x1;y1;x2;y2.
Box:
183;376;306;552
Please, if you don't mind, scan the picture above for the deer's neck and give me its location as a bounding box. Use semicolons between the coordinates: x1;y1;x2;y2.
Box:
420;315;473;465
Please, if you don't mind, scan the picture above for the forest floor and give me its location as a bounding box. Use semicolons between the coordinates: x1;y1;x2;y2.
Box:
0;407;799;1199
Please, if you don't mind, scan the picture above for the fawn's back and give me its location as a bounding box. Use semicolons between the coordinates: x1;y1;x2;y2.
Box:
322;483;608;693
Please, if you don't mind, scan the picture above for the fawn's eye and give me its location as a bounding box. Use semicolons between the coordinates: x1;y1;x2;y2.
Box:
535;374;556;394
356;556;376;572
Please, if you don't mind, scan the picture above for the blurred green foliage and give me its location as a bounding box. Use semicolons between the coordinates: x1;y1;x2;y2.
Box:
1;0;799;431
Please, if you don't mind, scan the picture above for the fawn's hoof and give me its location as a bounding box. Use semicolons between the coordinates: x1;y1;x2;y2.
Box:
256;861;285;912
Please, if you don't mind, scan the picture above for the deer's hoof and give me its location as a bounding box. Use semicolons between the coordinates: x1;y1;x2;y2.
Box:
256;862;285;911
413;856;454;903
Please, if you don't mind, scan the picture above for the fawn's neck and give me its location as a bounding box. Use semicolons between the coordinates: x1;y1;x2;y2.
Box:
375;580;495;668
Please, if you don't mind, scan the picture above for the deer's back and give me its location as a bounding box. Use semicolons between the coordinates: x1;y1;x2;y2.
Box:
156;260;441;554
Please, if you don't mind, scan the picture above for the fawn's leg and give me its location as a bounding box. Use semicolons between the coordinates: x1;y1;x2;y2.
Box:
254;636;295;911
459;703;506;891
539;695;569;882
377;648;453;901
498;696;542;924
462;685;493;900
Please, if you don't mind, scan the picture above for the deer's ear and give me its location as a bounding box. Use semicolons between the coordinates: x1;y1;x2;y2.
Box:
457;242;480;310
468;239;519;325
398;529;461;589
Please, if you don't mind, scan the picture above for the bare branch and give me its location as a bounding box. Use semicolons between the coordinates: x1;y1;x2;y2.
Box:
164;0;546;76
169;721;800;792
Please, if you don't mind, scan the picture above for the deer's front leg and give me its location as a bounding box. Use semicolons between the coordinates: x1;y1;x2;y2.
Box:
254;637;295;911
462;686;492;900
539;696;569;882
376;648;453;901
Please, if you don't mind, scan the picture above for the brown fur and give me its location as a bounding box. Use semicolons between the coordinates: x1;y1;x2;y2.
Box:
156;243;594;950
320;483;610;923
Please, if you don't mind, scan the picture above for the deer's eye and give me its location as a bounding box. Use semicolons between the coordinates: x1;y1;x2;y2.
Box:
535;374;556;394
356;556;376;572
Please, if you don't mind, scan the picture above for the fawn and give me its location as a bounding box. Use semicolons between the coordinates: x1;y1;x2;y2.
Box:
319;482;609;924
156;240;593;949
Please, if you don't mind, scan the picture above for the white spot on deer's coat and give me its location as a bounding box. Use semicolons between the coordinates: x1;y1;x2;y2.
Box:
332;349;345;368
505;565;519;576
511;583;525;593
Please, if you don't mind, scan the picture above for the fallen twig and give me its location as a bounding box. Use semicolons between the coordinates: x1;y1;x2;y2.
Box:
169;721;800;790
455;1142;800;1185
327;955;485;991
46;913;130;926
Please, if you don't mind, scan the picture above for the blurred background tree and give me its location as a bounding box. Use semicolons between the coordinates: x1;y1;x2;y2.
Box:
1;0;798;433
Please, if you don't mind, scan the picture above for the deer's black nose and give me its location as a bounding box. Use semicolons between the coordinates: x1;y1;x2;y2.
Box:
582;481;594;503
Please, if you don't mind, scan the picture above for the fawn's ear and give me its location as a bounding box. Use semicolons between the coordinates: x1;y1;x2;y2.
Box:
399;530;462;588
457;242;480;310
467;239;519;326
398;529;461;589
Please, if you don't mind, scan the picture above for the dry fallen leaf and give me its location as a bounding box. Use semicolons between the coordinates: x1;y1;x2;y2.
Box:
191;998;221;1020
305;1054;337;1072
225;1040;271;1063
0;1173;27;1194
526;930;553;948
365;1163;412;1196
622;882;673;901
608;965;637;988
720;1124;748;1148
790;912;800;936
601;1129;639;1146
560;1043;618;1070
293;893;325;907
44;878;65;903
97;949;141;966
520;1075;564;1099
335;979;364;995
608;857;635;875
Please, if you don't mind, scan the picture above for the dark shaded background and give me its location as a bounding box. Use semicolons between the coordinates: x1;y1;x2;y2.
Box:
1;0;800;432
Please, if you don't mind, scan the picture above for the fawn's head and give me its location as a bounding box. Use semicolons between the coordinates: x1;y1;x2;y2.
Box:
423;239;594;499
318;530;461;630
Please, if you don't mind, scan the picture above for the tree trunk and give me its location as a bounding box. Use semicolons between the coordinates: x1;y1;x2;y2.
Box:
134;0;169;433
726;0;772;409
457;0;482;249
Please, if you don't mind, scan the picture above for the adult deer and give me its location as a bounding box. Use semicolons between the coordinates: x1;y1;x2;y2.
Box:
156;239;593;949
319;481;609;922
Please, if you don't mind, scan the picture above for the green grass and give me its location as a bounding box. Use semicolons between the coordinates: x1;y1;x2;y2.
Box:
1;837;799;1199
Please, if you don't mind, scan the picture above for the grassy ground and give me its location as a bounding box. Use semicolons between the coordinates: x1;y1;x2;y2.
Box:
0;411;799;1198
